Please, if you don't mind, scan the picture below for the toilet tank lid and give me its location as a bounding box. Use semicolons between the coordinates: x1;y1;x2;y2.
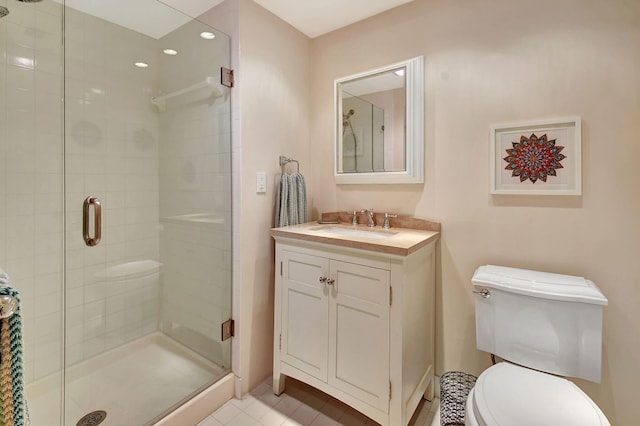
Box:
472;265;608;305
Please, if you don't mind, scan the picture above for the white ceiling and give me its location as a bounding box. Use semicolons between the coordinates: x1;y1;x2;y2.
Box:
251;0;415;38
60;0;210;39
162;0;416;38
61;0;414;39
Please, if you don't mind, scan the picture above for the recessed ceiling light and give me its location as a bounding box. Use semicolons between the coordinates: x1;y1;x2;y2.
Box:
394;69;405;76
135;62;149;68
200;31;216;40
163;49;178;56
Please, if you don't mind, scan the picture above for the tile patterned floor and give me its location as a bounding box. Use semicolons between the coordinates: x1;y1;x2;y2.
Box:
198;377;439;426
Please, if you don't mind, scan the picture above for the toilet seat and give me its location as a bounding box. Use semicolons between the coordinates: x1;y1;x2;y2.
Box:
465;362;610;426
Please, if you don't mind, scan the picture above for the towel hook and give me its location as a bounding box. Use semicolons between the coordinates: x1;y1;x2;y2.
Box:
279;155;300;174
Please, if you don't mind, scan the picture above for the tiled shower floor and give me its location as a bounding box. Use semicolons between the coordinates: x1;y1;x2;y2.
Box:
198;377;439;426
26;332;226;425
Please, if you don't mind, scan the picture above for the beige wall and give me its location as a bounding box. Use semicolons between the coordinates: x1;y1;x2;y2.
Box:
310;0;640;424
205;0;639;422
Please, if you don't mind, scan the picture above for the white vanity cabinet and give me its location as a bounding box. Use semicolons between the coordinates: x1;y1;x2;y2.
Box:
272;230;437;426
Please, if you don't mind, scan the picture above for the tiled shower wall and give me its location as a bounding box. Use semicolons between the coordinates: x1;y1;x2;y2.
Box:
0;0;65;384
0;1;163;383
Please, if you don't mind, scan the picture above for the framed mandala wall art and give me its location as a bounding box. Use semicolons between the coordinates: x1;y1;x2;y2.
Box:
490;117;582;195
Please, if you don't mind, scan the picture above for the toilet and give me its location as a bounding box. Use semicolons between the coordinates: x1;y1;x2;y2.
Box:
466;265;610;426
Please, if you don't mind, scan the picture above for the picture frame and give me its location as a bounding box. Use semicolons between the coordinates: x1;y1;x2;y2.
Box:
490;117;582;195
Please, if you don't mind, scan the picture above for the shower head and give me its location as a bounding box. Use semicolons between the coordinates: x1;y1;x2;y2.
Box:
0;6;8;17
342;109;355;129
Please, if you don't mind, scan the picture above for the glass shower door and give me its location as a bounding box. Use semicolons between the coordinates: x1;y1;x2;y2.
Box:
63;1;232;424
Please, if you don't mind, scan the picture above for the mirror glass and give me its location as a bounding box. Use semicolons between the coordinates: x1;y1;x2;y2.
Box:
341;68;405;173
335;56;424;184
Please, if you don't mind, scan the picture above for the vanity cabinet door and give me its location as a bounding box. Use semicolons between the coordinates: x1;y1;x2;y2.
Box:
328;260;391;412
280;250;330;381
274;236;437;426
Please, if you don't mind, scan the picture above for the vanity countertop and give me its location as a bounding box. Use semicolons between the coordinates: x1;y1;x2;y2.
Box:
271;215;440;256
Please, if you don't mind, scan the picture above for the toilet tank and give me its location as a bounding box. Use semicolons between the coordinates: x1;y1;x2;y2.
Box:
472;265;608;383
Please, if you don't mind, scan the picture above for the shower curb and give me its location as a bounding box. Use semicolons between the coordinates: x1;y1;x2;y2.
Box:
153;372;234;426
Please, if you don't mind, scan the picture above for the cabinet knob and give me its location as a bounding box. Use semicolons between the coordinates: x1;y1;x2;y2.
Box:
326;278;335;286
319;276;328;284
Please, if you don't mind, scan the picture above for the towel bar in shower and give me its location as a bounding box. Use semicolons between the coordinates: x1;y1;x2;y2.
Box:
151;76;222;111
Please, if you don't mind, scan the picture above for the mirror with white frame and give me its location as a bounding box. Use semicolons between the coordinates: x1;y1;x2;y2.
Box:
335;56;424;184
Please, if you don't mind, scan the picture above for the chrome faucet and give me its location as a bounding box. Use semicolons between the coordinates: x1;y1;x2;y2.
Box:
360;208;375;227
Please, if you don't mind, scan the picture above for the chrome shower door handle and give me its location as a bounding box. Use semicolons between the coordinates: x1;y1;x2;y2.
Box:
83;196;102;247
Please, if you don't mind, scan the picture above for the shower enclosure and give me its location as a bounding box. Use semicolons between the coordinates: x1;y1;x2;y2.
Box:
0;0;232;424
341;93;385;173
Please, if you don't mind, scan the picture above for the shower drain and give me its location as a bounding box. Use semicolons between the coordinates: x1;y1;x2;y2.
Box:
76;410;107;426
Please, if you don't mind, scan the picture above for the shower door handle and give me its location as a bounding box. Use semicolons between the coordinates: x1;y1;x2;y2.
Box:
83;196;102;247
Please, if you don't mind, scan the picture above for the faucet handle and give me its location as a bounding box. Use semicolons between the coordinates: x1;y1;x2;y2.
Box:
345;210;358;225
383;213;397;229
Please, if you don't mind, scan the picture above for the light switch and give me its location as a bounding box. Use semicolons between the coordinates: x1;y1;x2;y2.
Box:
256;172;267;193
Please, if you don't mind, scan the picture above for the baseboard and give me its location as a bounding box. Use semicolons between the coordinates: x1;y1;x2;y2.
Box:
431;377;441;426
431;405;441;426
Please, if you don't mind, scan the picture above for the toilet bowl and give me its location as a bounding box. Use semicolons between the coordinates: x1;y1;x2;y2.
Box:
467;265;610;426
464;362;609;426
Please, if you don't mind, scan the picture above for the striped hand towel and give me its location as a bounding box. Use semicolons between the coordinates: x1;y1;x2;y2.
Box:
0;271;29;426
275;172;307;227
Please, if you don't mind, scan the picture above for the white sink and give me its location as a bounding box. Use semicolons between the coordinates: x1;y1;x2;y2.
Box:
311;226;397;239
